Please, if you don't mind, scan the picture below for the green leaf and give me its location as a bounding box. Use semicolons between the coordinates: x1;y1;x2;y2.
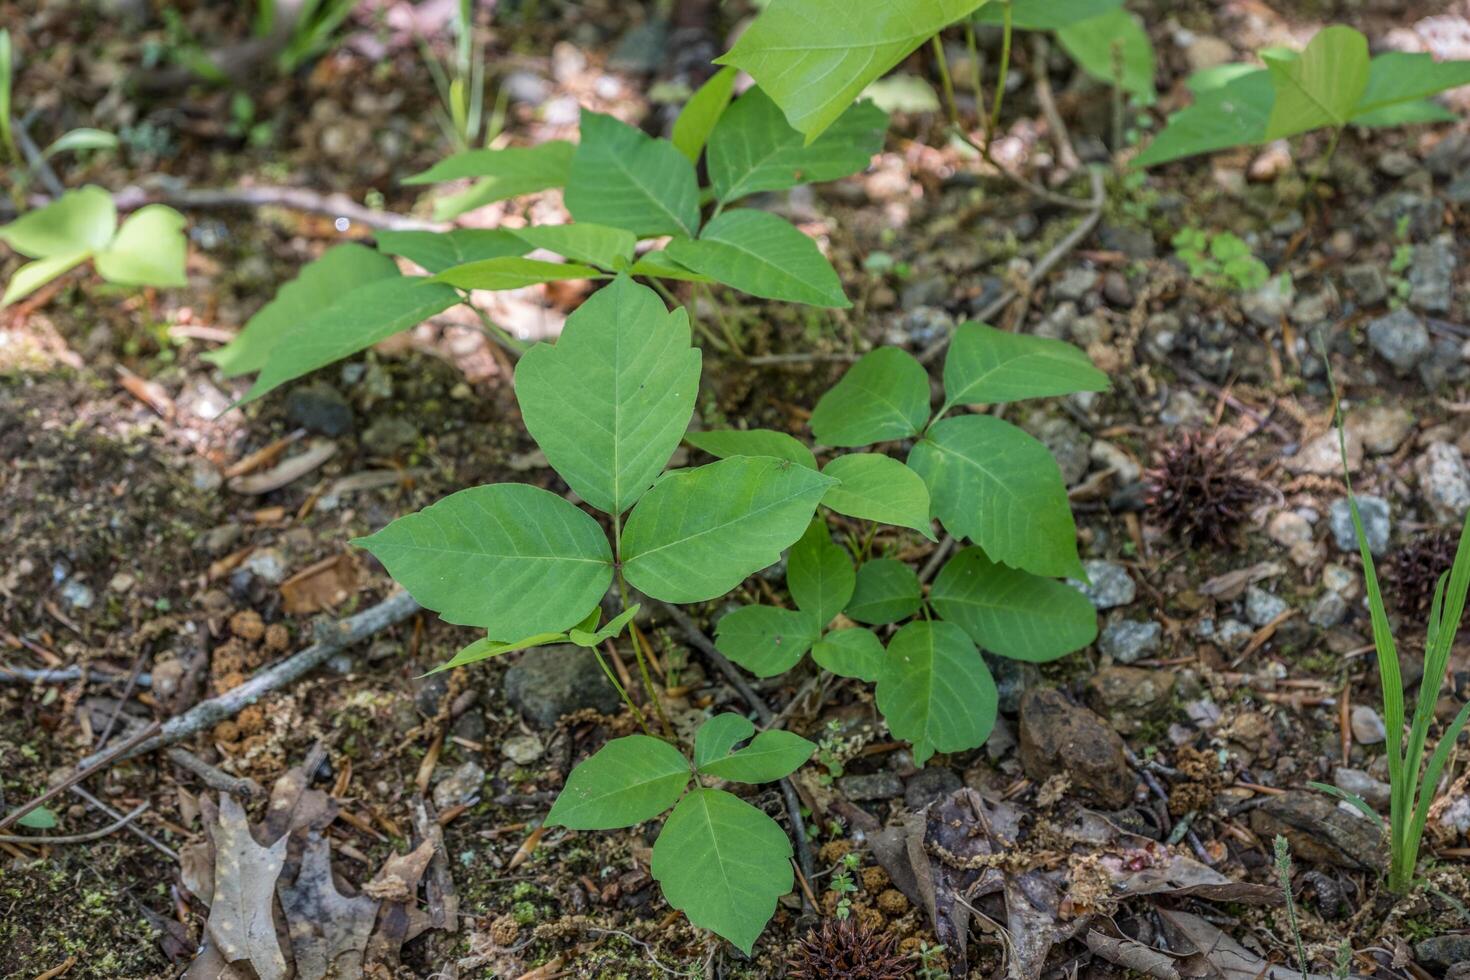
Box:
569;604;641;647
355;483;613;636
431;256;605;290
1264;25;1369;140
694;712;756;769
943;321;1109;408
45;128;119;158
622;456;836;602
820;453;935;540
672;65;738;162
512;223;638;271
1056;10;1156;105
1352;100;1457;128
428;631;568;674
876;620;997;764
908;415;1082;578
403;141;576;220
650;788;793;954
0;251;89;307
811;627;885;681
975;0;1119;29
0;185;115;257
930;547;1097;662
707;87;887;204
1307;781;1385;830
626;249;714;283
699;730;815;783
862;75;941;114
787;520;855;627
1134;69;1273;167
716;0;988;142
685;429;817;469
375;229;527;274
666;209;849;308
809;348;930;447
516;276;701;515
546;735;691;829
846;558;922;625
93;205;188;287
565;112;701;238
715;604;820;678
1352;52;1470;120
206;244;400;377
15;806;58;830
241;277;460;403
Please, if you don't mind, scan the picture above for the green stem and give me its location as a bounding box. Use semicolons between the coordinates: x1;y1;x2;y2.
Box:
630;621;675;740
593;644;650;736
698;283;744;355
988;1;1013;143
650;278;729;353
460;293;528;358
930;35;960;130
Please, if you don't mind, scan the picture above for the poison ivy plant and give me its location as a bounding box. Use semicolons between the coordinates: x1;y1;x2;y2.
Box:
1137;25;1470;166
0;186;188;306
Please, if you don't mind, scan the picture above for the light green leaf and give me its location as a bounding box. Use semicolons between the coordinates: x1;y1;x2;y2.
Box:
404;141;576;221
707;87;887;203
1056;9;1156;105
787;519;855;627
861;75;941;114
716;0;988;142
0;185;115;257
650;788;793;955
512;223;638;270
93;205;188;287
1264;25;1369;140
672;66;738;162
622;456;836;603
375;229;527;274
685;429;817;469
1352;100;1457;128
1352;52;1470;119
809;347;931;447
241;277;459;403
44;128;119;158
930;547;1097;662
569;604;641;647
0;251;89;307
428;631;568;674
431;256;605;291
694;713;756;769
846;558;922;625
16;806;58;830
943;321;1109;408
546;735;691;829
876;620;997;764
908;415;1082;578
975;0;1119;29
820;453;935;539
666;209;849;308
516;276;701;515
565;112;701;238
206;244;400;377
715;604;820;678
811;627;885;681
699;730;815;782
1134;69;1273;167
626;248;714;283
354;483;613;636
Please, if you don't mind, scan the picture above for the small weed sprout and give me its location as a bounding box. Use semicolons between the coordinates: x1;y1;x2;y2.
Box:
1273;835;1309;974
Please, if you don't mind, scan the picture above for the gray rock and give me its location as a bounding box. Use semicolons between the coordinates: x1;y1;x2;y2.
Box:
1097;223;1155;260
1245;586;1289;627
1415;442;1470;522
1289;289;1334;326
202;523;244;556
1051;267;1099;302
1019;689;1138;808
1328;496;1390;555
285;382;354;437
1343;263;1388;306
1416;936;1470;971
899;275;949;311
431;760;485;810
1211;619;1253;651
1089;440;1141;483
1333;767;1390;809
413;672;450;716
1347;405;1413;455
838;771;904;801
1367;308;1430;373
1369;191;1442;240
904;767;962;809
1409;236;1456;314
1241;278;1293;329
502;734;545;766
1351;705;1387;745
502;70;551;105
1321;564;1358;596
1418;335;1469;390
1102;271;1133;307
505;645;622;726
1098;620;1162;664
1250;791;1385;870
243;548;288;585
1377;149;1418;178
1072;560;1136;609
1425;131;1469;177
1286;429;1361;475
1309;591;1349;628
361;416;419;456
60;578;94;610
982;651;1039;715
1085;666;1176;733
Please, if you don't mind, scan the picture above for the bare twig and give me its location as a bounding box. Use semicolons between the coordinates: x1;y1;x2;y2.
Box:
0;721;161;832
73;590;422;771
0;803;149;845
69;785;178;860
110;185;446;232
1031;35;1080;173
0;665;152;686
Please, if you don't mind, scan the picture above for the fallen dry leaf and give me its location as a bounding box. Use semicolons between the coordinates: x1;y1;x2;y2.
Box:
280;553;360;615
206;795;289;980
280;832;379;980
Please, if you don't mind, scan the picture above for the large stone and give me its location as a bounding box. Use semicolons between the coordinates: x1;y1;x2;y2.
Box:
1098;620;1162;664
1085;666;1176;734
505;645;623;726
1019;689;1137;808
1249;791;1385;871
1071;560;1136;609
1328;496;1390;555
1409;236;1456;314
1417;936;1470;971
1367;309;1430;373
1415;442;1470;522
285;382;354;437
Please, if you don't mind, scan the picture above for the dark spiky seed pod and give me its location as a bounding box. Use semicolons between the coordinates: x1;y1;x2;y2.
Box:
1386;530;1459;617
787;919;914;980
1146;430;1261;548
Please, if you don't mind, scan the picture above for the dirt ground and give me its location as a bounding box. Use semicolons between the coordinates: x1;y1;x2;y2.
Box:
4;1;1470;978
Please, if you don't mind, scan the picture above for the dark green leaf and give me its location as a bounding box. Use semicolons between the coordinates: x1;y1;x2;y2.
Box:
698;730;815;782
811;627;885;681
565;112;701;238
876;620;997;764
1264;25;1369;140
428;631;568;674
569;605;641;647
375;229;527;274
929;547;1097;662
684;429;817;469
512;223;638;270
1056;9;1156;105
431;256;605;290
403;141;575;221
694;712;756;769
943;321;1108;408
546;735;690;829
666;209;849;308
809;348;931;447
974;0;1120;30
715;604;820;678
1133;69;1273;167
820;453;934;539
846;558;922;625
787;520;855;627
